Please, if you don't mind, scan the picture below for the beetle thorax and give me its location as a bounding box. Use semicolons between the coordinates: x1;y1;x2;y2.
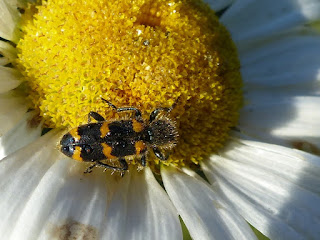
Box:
144;119;178;148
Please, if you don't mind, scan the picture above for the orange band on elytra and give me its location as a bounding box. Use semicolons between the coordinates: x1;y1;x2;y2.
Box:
132;119;144;132
135;141;146;154
69;128;81;142
100;122;110;138
101;143;117;159
72;146;83;161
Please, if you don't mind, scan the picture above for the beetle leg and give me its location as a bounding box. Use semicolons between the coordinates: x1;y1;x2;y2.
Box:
119;158;128;177
153;147;169;161
84;162;97;173
84;159;128;176
97;160;127;171
88;111;105;123
101;98;142;118
149;96;180;123
149;108;169;123
140;154;146;167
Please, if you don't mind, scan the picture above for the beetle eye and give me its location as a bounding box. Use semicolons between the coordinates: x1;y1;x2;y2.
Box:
61;145;75;158
63;146;70;152
83;145;93;154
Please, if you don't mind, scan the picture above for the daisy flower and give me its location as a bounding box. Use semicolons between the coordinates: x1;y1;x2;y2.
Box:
1;0;320;239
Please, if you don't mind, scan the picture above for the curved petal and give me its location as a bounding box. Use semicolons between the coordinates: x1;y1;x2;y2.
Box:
101;167;182;240
0;130;113;240
32;161;108;240
0;130;61;239
240;35;320;89
221;0;320;50
0;111;42;160
0;67;22;93
161;166;257;240
5;0;33;9
0;1;20;42
204;0;234;12
0;92;28;136
0;41;16;66
202;138;320;240
239;94;320;148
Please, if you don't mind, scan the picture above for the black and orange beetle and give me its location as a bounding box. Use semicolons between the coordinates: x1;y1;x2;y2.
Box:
60;98;178;175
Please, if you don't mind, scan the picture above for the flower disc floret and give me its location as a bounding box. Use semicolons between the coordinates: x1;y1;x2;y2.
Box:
17;0;243;166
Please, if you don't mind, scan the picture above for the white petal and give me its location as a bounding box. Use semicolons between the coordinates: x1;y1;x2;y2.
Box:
0;130;112;240
221;0;320;50
0;92;28;136
202;138;320;240
240;35;320;88
5;0;33;9
161;166;257;240
222;137;320;195
239;93;320;147
0;130;61;239
0;58;8;66
0;1;20;42
0;41;16;65
0;66;22;93
0;111;42;160
9;159;72;240
24;161;108;240
204;0;234;12
101;167;182;240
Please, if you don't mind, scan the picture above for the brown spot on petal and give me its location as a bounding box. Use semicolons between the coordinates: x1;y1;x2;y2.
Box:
51;220;98;240
291;140;320;156
27;112;41;129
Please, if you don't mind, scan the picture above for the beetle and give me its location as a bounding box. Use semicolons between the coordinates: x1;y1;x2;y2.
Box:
60;98;179;175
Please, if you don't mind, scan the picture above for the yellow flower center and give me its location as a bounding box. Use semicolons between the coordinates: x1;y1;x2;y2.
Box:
16;0;242;167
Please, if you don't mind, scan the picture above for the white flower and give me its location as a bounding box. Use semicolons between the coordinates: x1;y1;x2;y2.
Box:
1;0;320;239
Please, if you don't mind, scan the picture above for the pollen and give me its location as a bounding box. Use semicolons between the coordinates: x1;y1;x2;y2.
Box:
16;0;242;167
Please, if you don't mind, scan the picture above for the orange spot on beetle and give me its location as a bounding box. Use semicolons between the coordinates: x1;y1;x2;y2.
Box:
135;141;146;154
72;146;83;161
69;128;81;142
100;122;110;138
132;119;144;132
101;143;117;159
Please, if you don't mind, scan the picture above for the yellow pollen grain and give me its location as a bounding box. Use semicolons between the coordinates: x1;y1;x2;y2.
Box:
16;0;243;167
